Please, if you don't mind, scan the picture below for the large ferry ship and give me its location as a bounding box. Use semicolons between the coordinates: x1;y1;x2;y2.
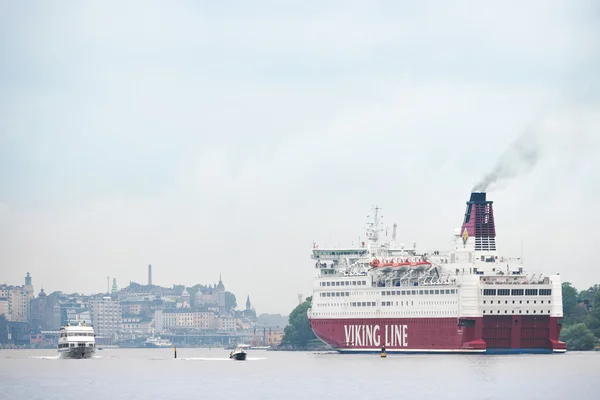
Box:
307;191;566;354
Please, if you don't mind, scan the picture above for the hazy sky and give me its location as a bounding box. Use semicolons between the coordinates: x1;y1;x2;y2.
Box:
1;1;599;314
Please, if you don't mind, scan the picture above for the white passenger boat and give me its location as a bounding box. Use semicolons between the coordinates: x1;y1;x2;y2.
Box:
57;320;96;359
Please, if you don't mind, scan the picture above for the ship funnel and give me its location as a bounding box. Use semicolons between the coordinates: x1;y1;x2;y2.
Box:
460;191;496;251
469;192;486;203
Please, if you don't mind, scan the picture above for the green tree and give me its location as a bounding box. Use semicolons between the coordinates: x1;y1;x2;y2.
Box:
562;282;579;323
560;323;597;350
172;284;185;294
584;291;600;338
188;284;205;307
578;285;600;304
225;291;237;310
281;296;316;348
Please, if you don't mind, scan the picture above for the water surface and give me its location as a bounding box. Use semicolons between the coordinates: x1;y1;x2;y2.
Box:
1;348;597;399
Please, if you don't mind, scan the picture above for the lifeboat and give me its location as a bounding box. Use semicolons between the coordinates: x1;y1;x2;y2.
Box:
372;258;431;269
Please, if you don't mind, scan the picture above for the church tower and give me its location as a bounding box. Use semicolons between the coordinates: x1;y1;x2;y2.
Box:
214;273;225;312
111;278;118;297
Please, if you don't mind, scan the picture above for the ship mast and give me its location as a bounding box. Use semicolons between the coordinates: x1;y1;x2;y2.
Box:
366;206;384;255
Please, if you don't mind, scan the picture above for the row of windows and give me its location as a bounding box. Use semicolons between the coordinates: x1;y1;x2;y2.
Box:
315;251;368;256
320;292;350;298
311;310;459;317
483;310;551;314
482;288;552;296
484;300;551;305
59;332;94;337
320;280;368;287
317;300;458;308
383;289;457;296
351;302;377;307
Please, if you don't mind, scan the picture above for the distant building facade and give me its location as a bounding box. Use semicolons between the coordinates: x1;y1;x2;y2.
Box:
154;309;217;333
0;273;35;322
89;296;121;338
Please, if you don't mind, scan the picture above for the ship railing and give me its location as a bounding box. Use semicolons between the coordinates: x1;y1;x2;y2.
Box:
481;279;549;285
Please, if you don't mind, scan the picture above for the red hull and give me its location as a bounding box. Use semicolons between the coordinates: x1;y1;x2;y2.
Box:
309;315;566;354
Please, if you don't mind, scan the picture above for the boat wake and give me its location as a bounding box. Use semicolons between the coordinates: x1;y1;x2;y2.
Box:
28;355;60;360
179;357;266;361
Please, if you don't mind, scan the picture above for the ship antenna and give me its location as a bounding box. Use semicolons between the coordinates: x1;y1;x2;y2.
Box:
366;206;383;245
521;239;524;263
391;223;397;248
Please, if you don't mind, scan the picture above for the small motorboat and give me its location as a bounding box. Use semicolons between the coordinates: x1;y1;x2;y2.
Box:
229;347;247;361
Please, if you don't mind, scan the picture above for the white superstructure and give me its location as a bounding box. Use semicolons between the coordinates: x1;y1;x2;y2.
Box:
57;320;96;359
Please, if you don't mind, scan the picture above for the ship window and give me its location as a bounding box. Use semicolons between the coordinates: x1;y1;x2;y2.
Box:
411;290;416;295
483;289;496;296
549;301;551;304
483;300;486;304
382;291;386;296
505;310;507;313
424;290;429;295
346;281;350;286
525;289;538;296
539;289;552;295
346;292;349;296
548;310;550;313
352;281;356;285
451;289;456;294
392;291;396;295
498;289;510;296
362;302;366;307
326;282;331;286
511;289;524;296
419;290;424;295
435;290;440;294
483;310;485;314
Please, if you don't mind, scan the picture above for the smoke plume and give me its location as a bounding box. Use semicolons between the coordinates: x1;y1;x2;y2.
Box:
472;128;542;192
473;101;600;192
